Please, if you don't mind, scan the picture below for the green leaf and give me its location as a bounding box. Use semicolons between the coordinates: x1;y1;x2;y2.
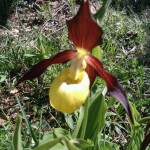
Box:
12;114;23;150
38;136;80;150
128;103;141;127
54;128;72;139
80;98;89;139
38;128;72;150
91;46;103;61
24;54;36;57
33;138;61;150
126;128;144;150
126;103;144;150
40;131;55;142
107;97;115;107
72;98;90;139
0;75;7;83
99;140;113;150
72;106;85;138
62;136;80;150
139;117;150;124
94;0;112;25
70;139;94;149
37;129;81;150
85;92;107;150
40;128;71;144
47;143;65;150
65;114;74;130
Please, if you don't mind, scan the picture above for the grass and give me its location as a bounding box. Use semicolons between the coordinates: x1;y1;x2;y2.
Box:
0;0;149;149
102;7;149;114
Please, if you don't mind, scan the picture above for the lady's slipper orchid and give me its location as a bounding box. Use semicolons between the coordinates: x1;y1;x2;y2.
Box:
17;0;133;123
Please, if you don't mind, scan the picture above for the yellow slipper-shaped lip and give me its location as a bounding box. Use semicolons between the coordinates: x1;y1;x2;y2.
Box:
50;68;90;113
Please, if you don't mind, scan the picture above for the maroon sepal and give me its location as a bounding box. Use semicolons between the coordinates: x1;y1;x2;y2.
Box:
66;0;103;51
141;123;150;150
141;133;150;150
17;50;76;84
86;54;134;123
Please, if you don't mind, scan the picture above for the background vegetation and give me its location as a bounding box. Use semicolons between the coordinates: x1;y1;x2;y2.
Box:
0;0;149;149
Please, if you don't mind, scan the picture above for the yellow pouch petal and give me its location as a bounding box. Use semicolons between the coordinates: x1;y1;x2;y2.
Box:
49;68;90;113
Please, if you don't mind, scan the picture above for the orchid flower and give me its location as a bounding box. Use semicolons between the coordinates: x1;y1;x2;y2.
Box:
17;0;133;123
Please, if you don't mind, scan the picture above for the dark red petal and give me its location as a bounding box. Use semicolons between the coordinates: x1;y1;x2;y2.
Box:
141;122;150;150
85;64;97;87
66;0;103;51
141;133;150;150
17;50;76;84
86;54;134;123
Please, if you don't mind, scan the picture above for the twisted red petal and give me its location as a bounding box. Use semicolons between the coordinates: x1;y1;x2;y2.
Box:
17;50;76;84
86;54;134;123
66;0;103;51
141;122;150;150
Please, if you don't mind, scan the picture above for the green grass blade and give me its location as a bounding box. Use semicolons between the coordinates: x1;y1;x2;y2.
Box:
38;108;43;139
15;95;38;145
0;106;14;128
139;117;150;124
12;114;23;150
94;0;112;25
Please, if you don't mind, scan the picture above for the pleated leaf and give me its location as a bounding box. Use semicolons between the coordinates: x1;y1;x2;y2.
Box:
12;114;23;150
85;92;107;150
